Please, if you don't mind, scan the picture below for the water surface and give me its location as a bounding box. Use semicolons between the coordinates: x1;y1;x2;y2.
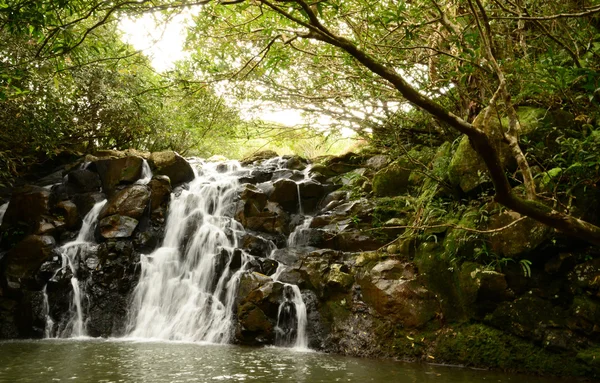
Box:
0;340;577;382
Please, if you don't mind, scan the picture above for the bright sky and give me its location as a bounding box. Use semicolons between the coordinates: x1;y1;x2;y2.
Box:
120;13;310;127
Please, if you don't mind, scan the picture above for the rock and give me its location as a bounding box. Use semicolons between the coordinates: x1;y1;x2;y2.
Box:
269;179;300;212
94;156;144;195
366;155;390;170
149;151;194;186
326;264;354;290
99;185;150;220
55;201;79;229
324;231;385;252
147;176;171;212
72;192;106;218
372;163;411;197
240;150;279;165
285;155;307;170
237;272;273;302
98;214;139;239
359;259;438;328
488;211;550;258
1;185;50;233
487;295;566;342
241;233;275;257
447;107;543;194
3;235;56;289
239;170;272;185
66;169;101;194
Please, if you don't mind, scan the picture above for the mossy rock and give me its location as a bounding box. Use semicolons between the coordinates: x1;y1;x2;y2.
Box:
436;324;596;377
372;161;411;197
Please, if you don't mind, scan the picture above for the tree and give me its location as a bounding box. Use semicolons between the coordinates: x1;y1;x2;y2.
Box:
2;0;600;245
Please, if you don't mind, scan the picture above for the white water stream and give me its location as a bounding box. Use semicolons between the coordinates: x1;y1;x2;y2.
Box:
127;161;250;342
50;199;107;337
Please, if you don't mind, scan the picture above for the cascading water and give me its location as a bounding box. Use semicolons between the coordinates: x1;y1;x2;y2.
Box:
135;159;153;185
127;161;250;342
0;202;8;225
49;199;107;337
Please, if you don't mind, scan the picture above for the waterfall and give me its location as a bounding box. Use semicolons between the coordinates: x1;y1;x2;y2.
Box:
135;159;153;185
288;217;313;248
127;161;249;343
0;202;8;225
274;284;308;349
51;199;107;337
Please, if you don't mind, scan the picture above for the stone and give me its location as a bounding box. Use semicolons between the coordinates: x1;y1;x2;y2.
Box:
326;264;354;290
1;185;50;232
147;175;172;212
241;233;275;257
285;155;307;170
66;169;101;194
98;214;139;238
94;156;144;195
3;235;56;289
55;201;79;229
241;150;279;165
269;179;300;212
149;151;194;186
99;185;151;220
488;211;550;258
366;155;389;170
359;259;438;328
372;163;411;197
72;192;106;218
447;107;544;194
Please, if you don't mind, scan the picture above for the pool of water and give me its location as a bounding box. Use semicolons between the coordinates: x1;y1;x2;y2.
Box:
0;339;576;382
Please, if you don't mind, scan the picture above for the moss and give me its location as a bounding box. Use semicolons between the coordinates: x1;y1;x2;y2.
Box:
577;347;600;368
372;161;412;197
436;324;595;377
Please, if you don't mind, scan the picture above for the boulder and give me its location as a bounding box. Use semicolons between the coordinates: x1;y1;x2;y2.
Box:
447;107;543;194
241;233;275;257
487;211;550;258
66;169;101;194
94;156;144;195
372;162;411;197
147;175;172;212
55;201;80;229
3;235;56;289
1;185;50;233
149;151;194;186
99;185;150;220
285;155;308;170
98;214;139;239
366;155;390;170
359;259;438;328
326;264;354;290
269;179;300;212
72;192;106;218
240;150;279;165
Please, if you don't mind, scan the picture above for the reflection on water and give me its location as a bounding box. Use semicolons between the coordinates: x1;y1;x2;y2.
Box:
0;340;577;383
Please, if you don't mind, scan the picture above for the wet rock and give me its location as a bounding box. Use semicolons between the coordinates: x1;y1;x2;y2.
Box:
98;215;139;239
3;235;56;289
285;155;308;170
72;192;106;218
298;180;327;214
94;156;144;196
66;169;101;194
238;170;272;185
148;175;171;213
149;151;194;186
324;231;384;252
1;185;50;233
272;169;305;182
269;179;300;212
55;201;79;230
99;185;150;220
241;233;275;257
